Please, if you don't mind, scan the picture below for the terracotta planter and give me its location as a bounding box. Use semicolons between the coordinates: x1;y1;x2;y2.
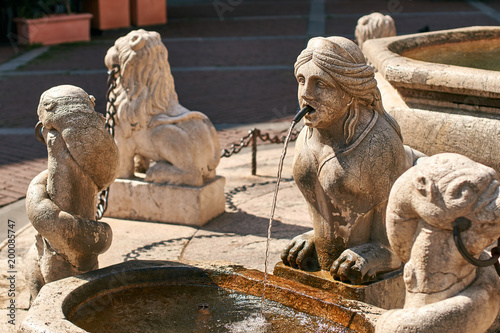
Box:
14;13;92;46
131;0;167;26
83;0;130;30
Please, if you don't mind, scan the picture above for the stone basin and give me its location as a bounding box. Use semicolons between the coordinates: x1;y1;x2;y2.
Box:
363;26;500;172
364;26;500;111
19;260;381;332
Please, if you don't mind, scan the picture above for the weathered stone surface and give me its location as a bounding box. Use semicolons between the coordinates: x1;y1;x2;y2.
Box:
25;85;118;302
376;65;500;174
281;36;423;285
20;260;381;333
365;27;500;171
367;26;500;174
355;12;396;50
376;153;500;333
106;176;226;226
274;262;405;310
363;27;500;108
105;29;221;187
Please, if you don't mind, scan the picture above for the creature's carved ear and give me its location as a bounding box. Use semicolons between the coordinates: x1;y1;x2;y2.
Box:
130;34;146;51
43;97;57;111
89;95;96;108
446;178;478;210
415;175;432;197
414;174;438;203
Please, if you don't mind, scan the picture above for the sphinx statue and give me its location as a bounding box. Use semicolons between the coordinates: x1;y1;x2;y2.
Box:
25;85;118;301
281;36;425;285
376;153;500;333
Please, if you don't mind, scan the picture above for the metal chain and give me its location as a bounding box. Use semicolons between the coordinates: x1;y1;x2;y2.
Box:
452;217;500;276
220;129;256;158
95;65;120;220
225;178;294;212
255;127;302;145
220;126;302;159
221;126;302;175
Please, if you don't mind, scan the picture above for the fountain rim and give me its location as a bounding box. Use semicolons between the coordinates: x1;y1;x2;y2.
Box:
19;260;381;333
363;26;500;99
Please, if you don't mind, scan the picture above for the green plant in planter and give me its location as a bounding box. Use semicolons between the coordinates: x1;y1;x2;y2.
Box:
13;0;92;46
17;0;73;19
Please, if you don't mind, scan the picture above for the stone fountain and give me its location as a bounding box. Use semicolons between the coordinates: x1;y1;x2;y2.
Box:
20;260;379;332
19;26;500;333
362;26;500;173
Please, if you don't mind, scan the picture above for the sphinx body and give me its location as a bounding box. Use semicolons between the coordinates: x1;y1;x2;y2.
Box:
25;85;117;301
281;37;424;284
376;153;500;333
105;29;220;187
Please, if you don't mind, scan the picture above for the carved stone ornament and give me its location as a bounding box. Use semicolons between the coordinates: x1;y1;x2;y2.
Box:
281;36;425;284
104;29;221;187
355;12;396;49
377;153;500;333
25;85;118;301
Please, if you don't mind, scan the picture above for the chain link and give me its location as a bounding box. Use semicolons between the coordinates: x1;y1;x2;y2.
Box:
95;65;120;220
220;126;302;159
220;129;256;158
452;217;500;276
255;127;302;145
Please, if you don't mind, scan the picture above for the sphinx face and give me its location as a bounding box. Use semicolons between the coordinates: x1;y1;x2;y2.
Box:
296;61;351;129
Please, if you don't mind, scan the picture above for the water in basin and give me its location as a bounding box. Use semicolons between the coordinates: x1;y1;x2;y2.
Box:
69;284;354;333
402;38;500;71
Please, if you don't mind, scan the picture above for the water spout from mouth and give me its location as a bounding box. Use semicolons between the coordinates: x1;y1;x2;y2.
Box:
292;105;314;123
262;107;312;314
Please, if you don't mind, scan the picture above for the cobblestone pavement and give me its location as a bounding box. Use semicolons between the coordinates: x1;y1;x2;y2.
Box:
0;0;499;207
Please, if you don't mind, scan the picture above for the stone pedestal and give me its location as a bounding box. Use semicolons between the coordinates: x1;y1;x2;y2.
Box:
273;262;405;310
106;176;225;226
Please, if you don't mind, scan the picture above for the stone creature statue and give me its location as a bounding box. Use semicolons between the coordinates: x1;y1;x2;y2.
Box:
376;153;500;333
105;29;220;187
355;12;396;49
281;36;425;284
25;85;118;301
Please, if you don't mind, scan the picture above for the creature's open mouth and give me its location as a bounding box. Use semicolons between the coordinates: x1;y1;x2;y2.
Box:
306;106;316;115
293;105;315;123
303;105;316;119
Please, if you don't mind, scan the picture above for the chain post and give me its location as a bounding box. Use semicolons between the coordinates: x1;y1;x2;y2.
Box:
95;64;120;221
251;129;259;175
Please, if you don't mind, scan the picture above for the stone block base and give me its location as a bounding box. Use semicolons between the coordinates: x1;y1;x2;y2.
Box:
273;262;405;310
105;176;226;227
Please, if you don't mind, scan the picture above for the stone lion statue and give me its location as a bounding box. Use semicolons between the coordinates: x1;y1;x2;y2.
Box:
105;29;220;187
26;85;117;301
355;12;396;49
376;153;500;333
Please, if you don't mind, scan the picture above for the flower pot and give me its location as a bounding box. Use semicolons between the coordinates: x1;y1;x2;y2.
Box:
14;13;92;46
83;0;130;30
130;0;167;26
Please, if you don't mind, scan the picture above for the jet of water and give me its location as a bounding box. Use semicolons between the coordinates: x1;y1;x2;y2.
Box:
261;105;313;312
